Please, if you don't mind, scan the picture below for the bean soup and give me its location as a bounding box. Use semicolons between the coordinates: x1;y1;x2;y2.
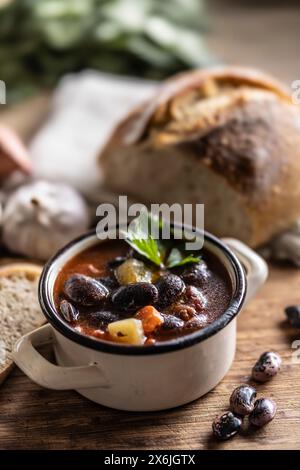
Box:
54;239;232;346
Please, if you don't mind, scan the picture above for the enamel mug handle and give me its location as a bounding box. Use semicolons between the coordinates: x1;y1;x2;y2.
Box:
222;238;268;303
13;324;109;390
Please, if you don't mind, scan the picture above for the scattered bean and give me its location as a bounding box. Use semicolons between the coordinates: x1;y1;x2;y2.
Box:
156;274;185;308
249;398;277;427
212;352;280;440
212;411;242;440
230;385;257;416
285;305;300;328
60;300;79;322
111;283;158;312
64;274;109;306
252;351;282;383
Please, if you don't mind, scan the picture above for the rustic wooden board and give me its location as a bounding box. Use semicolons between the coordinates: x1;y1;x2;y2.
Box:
0;263;299;450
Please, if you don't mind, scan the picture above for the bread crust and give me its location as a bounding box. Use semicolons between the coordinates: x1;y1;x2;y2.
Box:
100;66;300;247
0;262;42;277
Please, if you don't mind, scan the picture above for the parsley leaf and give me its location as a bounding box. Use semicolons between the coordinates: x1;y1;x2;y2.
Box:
123;210;163;267
126;236;163;267
122;210;200;268
166;248;200;268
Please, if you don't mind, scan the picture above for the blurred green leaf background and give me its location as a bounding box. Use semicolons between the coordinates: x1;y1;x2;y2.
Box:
0;0;213;102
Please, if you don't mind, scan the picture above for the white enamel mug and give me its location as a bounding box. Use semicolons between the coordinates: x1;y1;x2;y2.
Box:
13;228;268;412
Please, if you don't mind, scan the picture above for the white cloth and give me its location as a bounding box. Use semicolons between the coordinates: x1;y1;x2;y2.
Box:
29;70;157;202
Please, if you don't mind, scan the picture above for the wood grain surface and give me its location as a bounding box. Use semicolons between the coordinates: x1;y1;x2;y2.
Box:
0;263;299;450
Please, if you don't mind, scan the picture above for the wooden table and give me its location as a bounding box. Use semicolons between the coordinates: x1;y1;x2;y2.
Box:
1;263;299;450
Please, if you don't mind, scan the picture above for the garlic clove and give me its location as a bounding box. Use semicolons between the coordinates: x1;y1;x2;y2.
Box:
30;197;51;227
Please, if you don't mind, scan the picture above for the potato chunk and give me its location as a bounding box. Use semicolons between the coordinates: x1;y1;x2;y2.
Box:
107;318;146;345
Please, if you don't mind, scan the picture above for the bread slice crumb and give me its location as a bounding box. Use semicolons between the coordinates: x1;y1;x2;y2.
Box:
0;263;44;386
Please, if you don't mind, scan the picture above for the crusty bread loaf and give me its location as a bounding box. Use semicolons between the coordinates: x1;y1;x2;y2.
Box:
0;263;44;385
100;66;300;247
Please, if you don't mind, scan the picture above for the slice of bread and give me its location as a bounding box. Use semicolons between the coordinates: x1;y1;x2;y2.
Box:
0;263;44;386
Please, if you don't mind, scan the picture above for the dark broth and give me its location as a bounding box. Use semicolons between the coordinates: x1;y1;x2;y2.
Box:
54;240;232;345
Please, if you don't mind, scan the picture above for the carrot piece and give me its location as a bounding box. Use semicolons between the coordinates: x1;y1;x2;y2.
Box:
135;305;163;334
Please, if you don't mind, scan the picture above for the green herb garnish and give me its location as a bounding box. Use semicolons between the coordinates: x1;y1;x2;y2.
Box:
123;210;200;268
123;209;163;266
165;248;200;268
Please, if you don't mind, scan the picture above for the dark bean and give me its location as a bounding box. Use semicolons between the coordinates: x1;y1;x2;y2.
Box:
107;256;127;269
160;314;184;330
64;274;109;307
252;351;282;383
156;274;185;308
88;311;120;327
184;285;206;311
96;276;119;291
249;398;277;427
230;385;257;416
180;261;210;286
60;300;79;322
212;411;242;440
285;305;300;327
111;283;158;312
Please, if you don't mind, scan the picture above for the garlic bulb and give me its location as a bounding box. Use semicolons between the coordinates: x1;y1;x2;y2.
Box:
2;180;90;261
